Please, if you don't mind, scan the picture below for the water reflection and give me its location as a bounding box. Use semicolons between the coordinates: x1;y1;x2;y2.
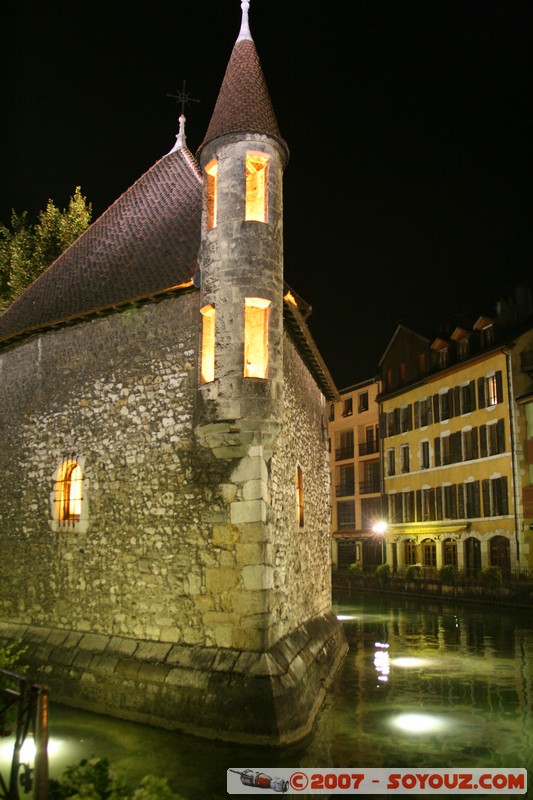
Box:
1;592;531;799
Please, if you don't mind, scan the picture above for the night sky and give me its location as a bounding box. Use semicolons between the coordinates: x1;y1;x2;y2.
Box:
3;1;531;389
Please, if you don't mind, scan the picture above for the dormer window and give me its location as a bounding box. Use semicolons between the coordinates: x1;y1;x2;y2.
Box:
481;324;495;348
245;152;268;222
244;297;270;378
205;158;218;230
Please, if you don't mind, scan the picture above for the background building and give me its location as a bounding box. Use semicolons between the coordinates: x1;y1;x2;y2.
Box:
377;284;533;576
329;378;383;571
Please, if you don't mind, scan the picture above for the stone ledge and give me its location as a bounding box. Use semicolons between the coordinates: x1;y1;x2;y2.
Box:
0;611;347;746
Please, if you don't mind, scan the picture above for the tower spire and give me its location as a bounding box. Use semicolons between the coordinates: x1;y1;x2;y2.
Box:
237;0;251;42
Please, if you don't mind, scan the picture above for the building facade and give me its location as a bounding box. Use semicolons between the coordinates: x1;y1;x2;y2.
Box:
0;2;346;745
329;378;384;571
378;287;533;576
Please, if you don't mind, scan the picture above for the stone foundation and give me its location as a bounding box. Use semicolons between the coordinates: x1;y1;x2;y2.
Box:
0;610;347;746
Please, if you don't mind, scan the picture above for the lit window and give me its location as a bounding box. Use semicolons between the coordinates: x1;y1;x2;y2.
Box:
296;465;304;527
55;459;82;523
205;158;218;230
244;297;270;378
342;397;353;416
245;153;268;222
200;304;215;384
485;374;498;406
358;391;369;412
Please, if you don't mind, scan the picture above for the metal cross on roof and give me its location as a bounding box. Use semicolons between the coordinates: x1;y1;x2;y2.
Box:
167;80;200;116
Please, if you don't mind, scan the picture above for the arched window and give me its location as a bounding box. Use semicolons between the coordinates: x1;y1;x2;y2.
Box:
421;538;436;568
55;458;83;523
442;537;458;567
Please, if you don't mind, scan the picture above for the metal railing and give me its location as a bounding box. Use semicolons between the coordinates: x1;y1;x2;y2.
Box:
0;670;48;800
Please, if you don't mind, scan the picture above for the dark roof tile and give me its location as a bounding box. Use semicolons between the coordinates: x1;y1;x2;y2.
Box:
0;147;202;343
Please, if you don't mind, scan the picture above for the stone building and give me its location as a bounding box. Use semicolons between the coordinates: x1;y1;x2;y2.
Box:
0;1;346;745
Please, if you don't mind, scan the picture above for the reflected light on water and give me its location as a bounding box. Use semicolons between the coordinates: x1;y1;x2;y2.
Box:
390;713;448;734
337;614;359;621
374;642;391;683
0;736;63;765
392;657;431;668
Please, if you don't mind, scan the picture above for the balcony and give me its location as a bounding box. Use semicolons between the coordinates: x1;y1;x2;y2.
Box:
359;480;381;495
335;446;354;461
336;483;355;497
358;441;379;456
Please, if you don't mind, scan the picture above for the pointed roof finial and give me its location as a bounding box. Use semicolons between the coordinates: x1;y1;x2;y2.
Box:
167;114;187;154
237;0;252;42
166;81;200;155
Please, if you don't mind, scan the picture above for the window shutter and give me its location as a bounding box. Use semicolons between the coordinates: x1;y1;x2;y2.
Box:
458;485;465;518
427;398;433;425
433;394;440;422
473;481;480;516
469;380;476;411
414;401;420;429
454;386;461;415
394;408;400;434
416;490;422;522
479;425;487;458
472;427;479;459
448;388;455;418
407;404;413;431
450;485;458;519
429;488;436;519
434;437;441;467
436;486;443;520
497;419;505;452
482;479;491;516
477;377;486;408
501;476;509;515
451;432;462;463
379;412;387;438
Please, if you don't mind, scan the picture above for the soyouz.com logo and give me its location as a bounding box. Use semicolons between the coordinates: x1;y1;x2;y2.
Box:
227;767;527;794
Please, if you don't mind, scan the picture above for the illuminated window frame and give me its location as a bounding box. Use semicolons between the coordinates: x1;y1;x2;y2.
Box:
296;465;304;528
244;297;270;379
200;304;215;384
205;158;218;230
245;152;269;222
50;456;88;532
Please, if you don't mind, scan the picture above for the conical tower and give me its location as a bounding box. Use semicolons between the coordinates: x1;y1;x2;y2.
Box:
195;0;289;460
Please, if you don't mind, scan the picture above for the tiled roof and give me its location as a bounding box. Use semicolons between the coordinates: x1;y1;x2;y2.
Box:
197;38;289;164
0;148;202;344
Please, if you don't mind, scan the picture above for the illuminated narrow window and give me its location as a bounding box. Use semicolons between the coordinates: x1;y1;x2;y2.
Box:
205;158;218;230
55;459;82;523
245;153;269;222
200;304;215;383
296;465;304;527
244;297;270;378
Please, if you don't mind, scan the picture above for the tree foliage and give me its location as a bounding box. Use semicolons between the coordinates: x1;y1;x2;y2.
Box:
0;187;92;311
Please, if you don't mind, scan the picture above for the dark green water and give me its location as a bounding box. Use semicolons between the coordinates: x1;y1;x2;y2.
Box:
2;592;532;798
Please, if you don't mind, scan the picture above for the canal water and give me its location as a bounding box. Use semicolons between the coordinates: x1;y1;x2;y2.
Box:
2;591;532;798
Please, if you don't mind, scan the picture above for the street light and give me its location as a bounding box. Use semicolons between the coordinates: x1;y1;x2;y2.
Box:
373;520;388;564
